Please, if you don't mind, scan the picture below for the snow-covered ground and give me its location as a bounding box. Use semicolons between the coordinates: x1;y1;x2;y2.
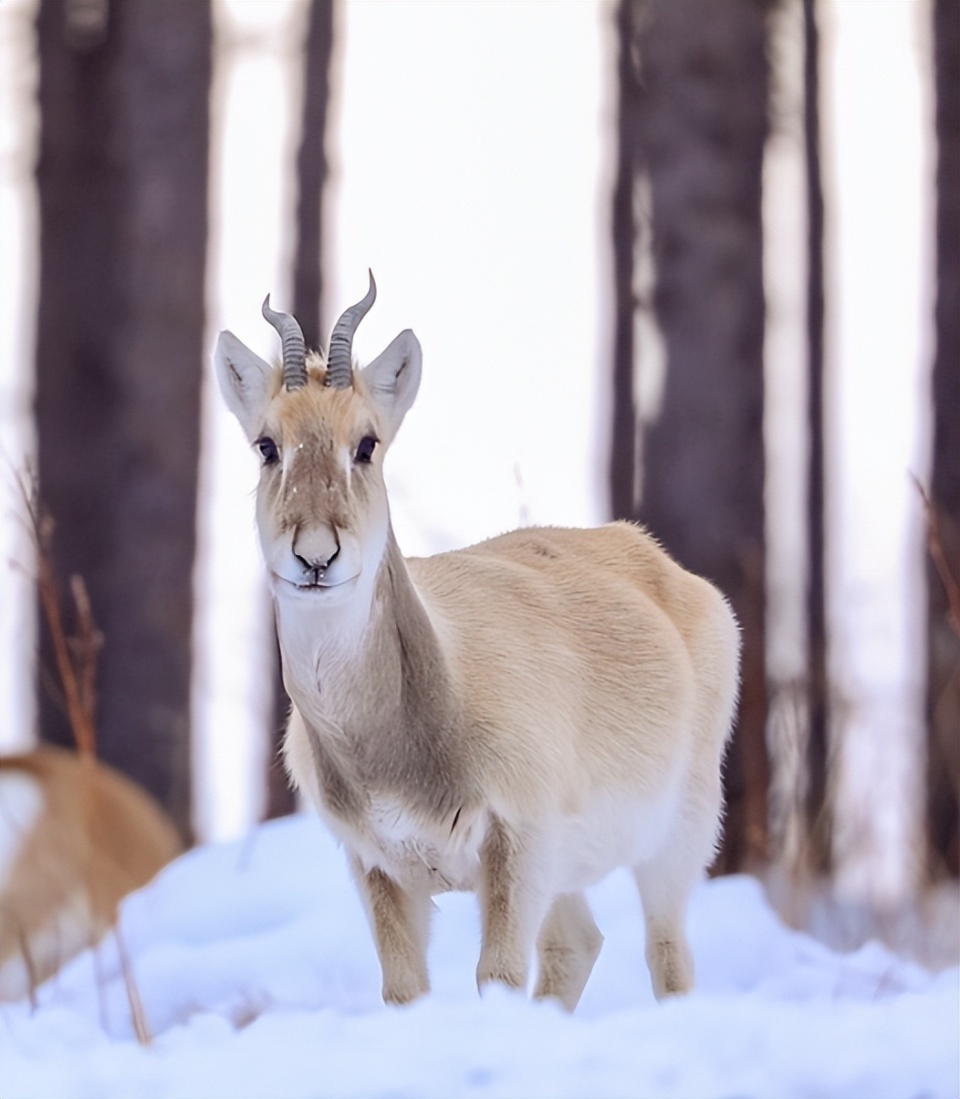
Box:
2;813;956;1099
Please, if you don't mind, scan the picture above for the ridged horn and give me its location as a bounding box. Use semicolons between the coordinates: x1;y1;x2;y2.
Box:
262;295;308;391
326;270;377;389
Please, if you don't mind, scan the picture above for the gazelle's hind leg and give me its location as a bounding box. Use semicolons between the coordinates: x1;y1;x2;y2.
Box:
633;858;697;999
635;738;727;1000
533;892;603;1012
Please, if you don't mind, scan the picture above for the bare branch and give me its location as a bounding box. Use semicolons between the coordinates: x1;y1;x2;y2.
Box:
13;473;99;755
913;475;960;637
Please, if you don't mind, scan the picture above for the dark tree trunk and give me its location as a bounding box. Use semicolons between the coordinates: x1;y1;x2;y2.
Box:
609;0;642;520
34;0;212;842
612;0;772;872
292;0;335;350
926;0;960;879
265;0;336;821
802;0;831;873
266;641;295;822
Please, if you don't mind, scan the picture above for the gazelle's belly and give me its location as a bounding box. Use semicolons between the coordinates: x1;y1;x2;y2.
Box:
324;783;682;896
554;786;683;892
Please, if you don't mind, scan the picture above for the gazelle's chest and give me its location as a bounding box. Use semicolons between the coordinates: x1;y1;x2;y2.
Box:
284;703;484;892
324;796;487;894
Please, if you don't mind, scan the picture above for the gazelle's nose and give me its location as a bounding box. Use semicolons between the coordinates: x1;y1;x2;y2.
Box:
292;526;340;573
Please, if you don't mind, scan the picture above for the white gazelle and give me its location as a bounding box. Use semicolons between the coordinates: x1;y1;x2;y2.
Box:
215;273;740;1009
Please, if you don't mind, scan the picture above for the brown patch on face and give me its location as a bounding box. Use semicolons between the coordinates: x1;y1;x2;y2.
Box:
259;380;384;535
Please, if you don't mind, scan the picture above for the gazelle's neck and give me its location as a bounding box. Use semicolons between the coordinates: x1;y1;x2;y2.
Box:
274;529;451;737
276;528;470;821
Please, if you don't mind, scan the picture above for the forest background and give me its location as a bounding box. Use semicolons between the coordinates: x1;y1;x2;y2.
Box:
0;0;956;951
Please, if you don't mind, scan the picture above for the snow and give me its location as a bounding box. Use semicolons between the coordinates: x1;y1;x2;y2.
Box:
2;814;956;1099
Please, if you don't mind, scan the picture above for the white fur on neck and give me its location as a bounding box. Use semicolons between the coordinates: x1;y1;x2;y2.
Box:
273;548;380;717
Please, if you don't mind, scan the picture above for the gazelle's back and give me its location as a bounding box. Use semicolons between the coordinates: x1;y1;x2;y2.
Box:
414;521;725;640
407;521;738;818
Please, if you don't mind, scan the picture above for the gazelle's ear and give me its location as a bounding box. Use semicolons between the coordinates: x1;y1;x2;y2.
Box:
215;331;276;441
360;330;422;443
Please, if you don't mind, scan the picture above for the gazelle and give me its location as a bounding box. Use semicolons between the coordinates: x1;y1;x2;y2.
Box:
0;746;182;1001
215;273;739;1010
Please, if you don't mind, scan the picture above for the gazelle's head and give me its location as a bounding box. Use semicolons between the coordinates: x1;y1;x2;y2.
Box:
215;273;422;606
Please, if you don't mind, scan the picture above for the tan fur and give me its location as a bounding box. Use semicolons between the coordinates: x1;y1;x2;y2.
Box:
0;746;182;1000
216;310;739;1010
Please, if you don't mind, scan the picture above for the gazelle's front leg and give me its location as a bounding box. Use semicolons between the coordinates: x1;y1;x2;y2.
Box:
476;816;552;996
351;859;431;1005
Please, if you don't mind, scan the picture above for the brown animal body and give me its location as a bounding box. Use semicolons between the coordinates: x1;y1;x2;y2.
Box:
215;274;740;1009
0;745;182;1000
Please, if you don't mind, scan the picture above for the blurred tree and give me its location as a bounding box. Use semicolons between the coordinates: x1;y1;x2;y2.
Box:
34;0;212;842
611;0;772;872
802;0;830;874
926;0;959;879
609;0;639;526
263;0;337;821
292;0;335;351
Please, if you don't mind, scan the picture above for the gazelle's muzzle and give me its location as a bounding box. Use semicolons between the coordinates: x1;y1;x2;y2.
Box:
269;523;363;595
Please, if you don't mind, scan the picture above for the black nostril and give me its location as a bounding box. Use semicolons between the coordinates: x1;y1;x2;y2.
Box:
294;542;340;573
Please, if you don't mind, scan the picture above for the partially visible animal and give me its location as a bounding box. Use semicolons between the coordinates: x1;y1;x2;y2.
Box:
0;745;182;1000
215;273;740;1009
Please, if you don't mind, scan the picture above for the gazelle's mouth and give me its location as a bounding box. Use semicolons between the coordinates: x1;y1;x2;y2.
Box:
274;574;358;596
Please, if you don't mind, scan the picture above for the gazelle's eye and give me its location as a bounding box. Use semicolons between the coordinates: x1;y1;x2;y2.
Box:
354;435;378;464
256;436;279;465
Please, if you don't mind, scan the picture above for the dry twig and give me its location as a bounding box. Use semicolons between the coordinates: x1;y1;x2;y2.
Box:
115;924;151;1046
15;473;101;755
913;475;960;637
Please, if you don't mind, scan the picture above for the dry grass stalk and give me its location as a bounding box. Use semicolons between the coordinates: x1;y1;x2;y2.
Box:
115;924;151;1047
913;475;960;637
19;476;100;756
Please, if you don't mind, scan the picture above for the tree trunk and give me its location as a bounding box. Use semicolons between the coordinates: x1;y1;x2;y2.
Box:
35;0;212;842
292;0;335;350
612;0;772;872
802;0;831;873
609;0;642;521
926;0;960;879
263;0;336;822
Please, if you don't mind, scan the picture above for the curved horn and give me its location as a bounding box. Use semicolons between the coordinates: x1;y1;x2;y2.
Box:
326;270;377;389
261;295;308;391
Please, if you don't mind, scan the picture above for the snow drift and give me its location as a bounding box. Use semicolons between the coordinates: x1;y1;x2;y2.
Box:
1;814;956;1098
